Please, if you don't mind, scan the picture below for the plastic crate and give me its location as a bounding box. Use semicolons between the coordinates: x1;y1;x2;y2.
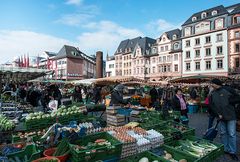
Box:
150;145;198;162
69;132;122;162
166;121;195;137
7;144;41;162
152;126;182;143
120;151;166;162
164;136;224;162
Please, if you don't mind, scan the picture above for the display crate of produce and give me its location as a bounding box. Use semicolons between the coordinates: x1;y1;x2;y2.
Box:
69;132;122;162
166;121;195;137
150;145;197;162
7;144;41;162
145;129;164;148
139;121;167;130
120;151;166;162
11;129;46;143
153;126;182;143
164;136;224;162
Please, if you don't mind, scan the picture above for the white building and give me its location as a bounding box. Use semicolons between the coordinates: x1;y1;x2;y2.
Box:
106;55;115;77
181;5;229;76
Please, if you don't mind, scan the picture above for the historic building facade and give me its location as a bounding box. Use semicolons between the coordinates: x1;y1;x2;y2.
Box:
148;29;182;81
181;5;229;77
227;4;240;74
108;3;240;80
106;55;115;77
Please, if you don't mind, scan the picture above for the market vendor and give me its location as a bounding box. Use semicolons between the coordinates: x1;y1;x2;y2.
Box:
109;84;128;106
172;88;188;118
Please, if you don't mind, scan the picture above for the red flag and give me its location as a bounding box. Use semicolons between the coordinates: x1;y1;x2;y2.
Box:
27;54;30;67
55;60;58;79
20;56;23;67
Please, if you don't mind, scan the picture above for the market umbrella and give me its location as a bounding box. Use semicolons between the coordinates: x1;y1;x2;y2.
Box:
169;75;231;84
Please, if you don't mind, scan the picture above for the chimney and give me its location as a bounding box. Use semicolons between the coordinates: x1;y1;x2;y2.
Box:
96;51;103;78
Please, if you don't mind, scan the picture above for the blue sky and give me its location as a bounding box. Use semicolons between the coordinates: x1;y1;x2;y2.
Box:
0;0;239;63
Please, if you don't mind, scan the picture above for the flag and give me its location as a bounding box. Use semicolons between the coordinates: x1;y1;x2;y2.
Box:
20;56;23;67
55;60;58;79
27;54;30;67
18;57;20;67
37;54;40;69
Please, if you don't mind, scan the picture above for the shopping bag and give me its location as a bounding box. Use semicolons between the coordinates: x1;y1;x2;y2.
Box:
48;100;58;111
203;120;219;141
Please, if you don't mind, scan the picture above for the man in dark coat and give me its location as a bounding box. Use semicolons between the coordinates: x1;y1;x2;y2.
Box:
110;84;128;106
209;78;238;161
150;86;158;107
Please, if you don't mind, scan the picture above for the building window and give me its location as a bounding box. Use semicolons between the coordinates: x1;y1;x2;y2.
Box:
206;61;211;70
195;38;200;45
195;62;200;70
174;64;178;72
235;44;240;52
165;45;168;51
195;50;200;58
174;43;179;49
152;67;155;73
152;58;156;63
235;58;240;67
163;65;167;72
192;17;197;22
235;31;240;38
152;48;157;54
174;54;178;61
205;36;211;43
159;57;162;62
186;51;191;58
217;46;223;55
217;60;223;69
163;56;166;62
172;34;177;40
216;33;223;42
167;56;170;62
206;48;211;56
161;47;164;51
201;12;207;18
233;16;240;24
212;10;217;16
167;65;171;72
186;40;190;47
186;63;191;71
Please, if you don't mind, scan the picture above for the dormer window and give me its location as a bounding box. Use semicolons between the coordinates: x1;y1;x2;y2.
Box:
192;17;197;22
212;10;217;16
172;34;177;40
202;12;207;19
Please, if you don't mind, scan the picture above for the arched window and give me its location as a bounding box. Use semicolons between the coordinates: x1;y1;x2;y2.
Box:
172;34;177;40
192;17;197;22
212;10;217;16
202;12;207;18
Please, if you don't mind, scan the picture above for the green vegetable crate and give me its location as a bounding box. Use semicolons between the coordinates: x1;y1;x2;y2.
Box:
7;144;41;162
166;121;195;137
69;132;122;162
164;136;224;162
120;151;165;162
151;145;198;162
153;126;181;143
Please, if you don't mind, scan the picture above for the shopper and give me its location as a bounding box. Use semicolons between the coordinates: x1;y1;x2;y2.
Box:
72;86;83;103
110;84;128;106
93;85;101;104
209;78;238;161
150;86;158;107
172;88;188;118
161;84;174;110
206;86;216;129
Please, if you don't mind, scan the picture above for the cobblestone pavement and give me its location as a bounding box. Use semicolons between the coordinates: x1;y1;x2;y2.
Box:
188;113;240;162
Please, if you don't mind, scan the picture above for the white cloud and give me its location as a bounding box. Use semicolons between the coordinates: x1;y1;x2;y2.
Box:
65;0;83;6
0;30;75;63
0;21;143;64
146;18;181;37
77;21;143;56
55;13;93;26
